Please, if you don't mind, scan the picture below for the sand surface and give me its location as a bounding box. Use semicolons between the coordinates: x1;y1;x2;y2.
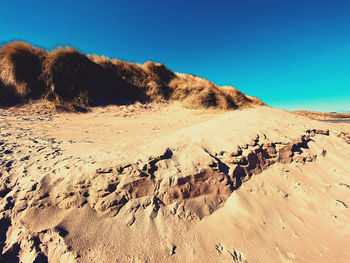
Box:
1;102;350;263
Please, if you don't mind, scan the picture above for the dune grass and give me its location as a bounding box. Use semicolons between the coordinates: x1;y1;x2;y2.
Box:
0;41;264;111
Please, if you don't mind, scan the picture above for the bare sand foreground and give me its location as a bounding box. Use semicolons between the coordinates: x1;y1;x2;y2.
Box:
0;102;350;263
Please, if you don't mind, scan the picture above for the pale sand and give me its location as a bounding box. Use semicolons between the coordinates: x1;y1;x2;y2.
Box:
0;102;349;262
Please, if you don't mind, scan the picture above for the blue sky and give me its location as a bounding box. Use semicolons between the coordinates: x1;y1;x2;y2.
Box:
1;0;349;111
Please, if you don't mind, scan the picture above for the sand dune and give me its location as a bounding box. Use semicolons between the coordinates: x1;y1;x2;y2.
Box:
1;101;349;262
0;41;264;111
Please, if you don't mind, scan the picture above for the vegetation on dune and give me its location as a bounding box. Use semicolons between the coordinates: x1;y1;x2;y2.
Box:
0;41;264;111
0;41;47;99
0;77;20;106
44;47;98;102
168;74;260;109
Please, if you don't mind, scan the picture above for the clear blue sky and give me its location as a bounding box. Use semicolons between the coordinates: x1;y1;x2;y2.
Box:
1;0;349;111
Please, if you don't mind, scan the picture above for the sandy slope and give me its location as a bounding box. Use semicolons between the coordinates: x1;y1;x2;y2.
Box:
0;102;350;263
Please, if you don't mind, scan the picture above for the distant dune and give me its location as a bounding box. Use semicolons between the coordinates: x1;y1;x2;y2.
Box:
293;110;350;120
0;41;264;111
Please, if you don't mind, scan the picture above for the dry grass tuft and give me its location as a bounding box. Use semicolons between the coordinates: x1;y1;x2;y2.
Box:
0;41;47;98
89;55;148;102
168;73;262;110
89;56;175;102
44;47;100;104
142;61;175;100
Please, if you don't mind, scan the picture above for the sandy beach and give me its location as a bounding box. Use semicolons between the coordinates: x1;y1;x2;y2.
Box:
1;101;349;262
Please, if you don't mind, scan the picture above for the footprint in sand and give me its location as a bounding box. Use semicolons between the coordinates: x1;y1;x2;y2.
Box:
335;200;348;208
216;243;248;263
